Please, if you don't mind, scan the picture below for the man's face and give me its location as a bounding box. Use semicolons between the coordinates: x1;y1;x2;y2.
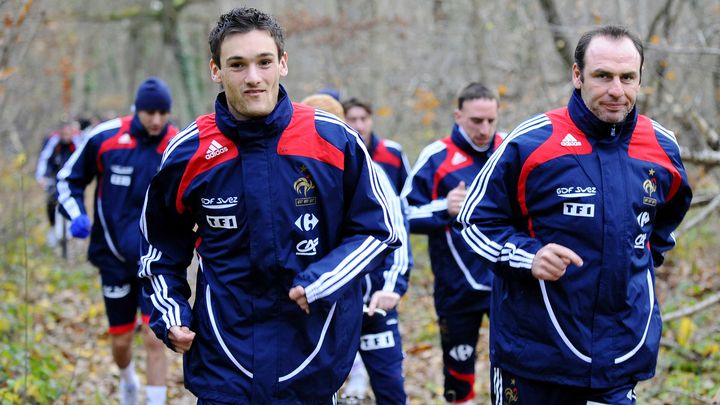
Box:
210;30;288;121
137;110;170;136
454;98;498;148
345;106;373;146
59;123;75;143
572;36;641;124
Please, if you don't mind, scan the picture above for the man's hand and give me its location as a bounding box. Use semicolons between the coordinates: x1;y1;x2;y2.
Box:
531;243;583;281
168;325;195;353
289;285;310;314
368;291;400;316
70;214;91;239
447;181;467;217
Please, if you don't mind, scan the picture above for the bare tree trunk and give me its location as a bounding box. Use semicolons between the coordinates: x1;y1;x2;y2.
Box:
159;0;203;118
471;0;487;81
713;52;720;131
433;0;446;22
536;0;573;69
0;0;45;152
642;0;686;112
126;20;143;102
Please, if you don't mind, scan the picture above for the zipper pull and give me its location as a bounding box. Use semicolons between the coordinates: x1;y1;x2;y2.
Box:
610;125;616;137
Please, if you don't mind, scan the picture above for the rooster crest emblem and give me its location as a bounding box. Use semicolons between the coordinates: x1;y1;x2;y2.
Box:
294;177;315;197
642;178;656;195
641;170;658;207
504;387;519;403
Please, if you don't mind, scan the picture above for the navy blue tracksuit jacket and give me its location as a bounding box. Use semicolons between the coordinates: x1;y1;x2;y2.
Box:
458;90;692;388
57;115;177;274
138;87;400;403
403;125;503;316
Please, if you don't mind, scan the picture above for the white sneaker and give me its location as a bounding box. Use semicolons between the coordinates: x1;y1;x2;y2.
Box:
119;375;140;405
46;229;58;248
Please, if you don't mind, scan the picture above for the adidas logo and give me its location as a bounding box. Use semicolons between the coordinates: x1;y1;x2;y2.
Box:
118;133;132;144
451;151;467;165
205;139;229;160
560;133;582;147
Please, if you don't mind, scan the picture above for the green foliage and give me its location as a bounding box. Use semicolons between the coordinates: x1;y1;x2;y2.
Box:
0;176;76;403
641;212;720;403
0;284;70;404
0;342;65;404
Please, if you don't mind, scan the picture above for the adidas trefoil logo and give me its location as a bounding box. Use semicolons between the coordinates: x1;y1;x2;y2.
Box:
205;139;229;160
560;133;582;147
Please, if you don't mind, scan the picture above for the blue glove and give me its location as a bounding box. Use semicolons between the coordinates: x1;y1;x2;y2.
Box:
70;214;91;239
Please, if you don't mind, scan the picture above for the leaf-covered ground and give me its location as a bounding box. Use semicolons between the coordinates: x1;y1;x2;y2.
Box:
1;173;719;404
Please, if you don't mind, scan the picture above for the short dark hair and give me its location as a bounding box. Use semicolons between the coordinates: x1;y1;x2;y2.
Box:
457;82;497;110
574;25;644;80
208;7;285;68
342;98;372;115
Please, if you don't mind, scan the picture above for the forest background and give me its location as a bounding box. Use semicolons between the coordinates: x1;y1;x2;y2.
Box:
1;0;719;403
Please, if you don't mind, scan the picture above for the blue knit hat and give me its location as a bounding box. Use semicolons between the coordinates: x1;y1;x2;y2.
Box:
134;77;172;112
318;87;340;101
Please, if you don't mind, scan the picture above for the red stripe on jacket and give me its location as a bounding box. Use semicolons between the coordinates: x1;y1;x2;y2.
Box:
277;103;344;171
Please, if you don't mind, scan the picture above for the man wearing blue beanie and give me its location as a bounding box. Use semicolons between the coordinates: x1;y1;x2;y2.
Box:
135;77;172;114
57;76;178;405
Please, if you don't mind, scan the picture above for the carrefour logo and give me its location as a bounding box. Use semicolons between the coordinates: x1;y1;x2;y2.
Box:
295;213;319;231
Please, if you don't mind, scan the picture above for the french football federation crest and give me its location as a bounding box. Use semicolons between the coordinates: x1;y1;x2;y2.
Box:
642;168;657;207
293;166;317;206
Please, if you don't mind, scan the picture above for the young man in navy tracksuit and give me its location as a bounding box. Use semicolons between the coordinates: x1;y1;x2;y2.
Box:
356;161;413;405
403;82;503;404
302;94;413;404
343;98;411;194
57;77;178;405
339;98;414;403
458;26;692;404
137;8;399;404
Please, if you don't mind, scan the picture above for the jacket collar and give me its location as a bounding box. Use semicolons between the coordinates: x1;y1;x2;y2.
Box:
214;84;293;141
450;123;497;156
368;133;380;155
567;89;637;141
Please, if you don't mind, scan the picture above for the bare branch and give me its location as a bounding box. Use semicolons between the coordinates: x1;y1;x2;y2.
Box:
642;0;687;113
62;6;161;23
659;338;703;362
677;193;720;235
665;388;716;404
646;0;675;42
681;149;720;166
645;43;720;57
695;323;720;343
174;0;214;11
715;40;720;121
687;110;720;150
691;194;720;207
50;0;211;23
663;291;720;322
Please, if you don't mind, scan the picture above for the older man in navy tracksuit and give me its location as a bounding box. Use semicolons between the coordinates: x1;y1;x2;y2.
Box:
458;26;692;404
